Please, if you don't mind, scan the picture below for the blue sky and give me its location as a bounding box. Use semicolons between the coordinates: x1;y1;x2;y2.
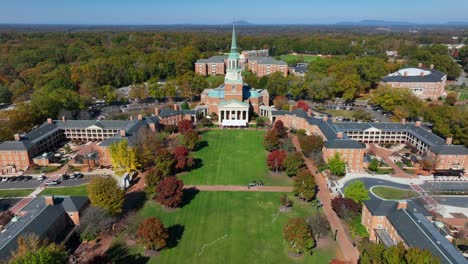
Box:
1;0;467;24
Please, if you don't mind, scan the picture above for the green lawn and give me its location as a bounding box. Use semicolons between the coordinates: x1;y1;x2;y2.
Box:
0;188;34;198
179;130;291;186
117;191;335;264
41;184;88;196
348;216;369;239
279;54;321;64
322;109;355;120
372;186;418;200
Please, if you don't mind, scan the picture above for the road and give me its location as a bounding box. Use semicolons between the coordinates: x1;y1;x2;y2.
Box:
0;176;91;190
342;177;468;207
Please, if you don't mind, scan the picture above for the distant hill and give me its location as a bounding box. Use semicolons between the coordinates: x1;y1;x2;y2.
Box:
336;20;416;26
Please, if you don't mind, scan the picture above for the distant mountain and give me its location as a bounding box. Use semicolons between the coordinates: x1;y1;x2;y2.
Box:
336;20;416;26
445;21;468;25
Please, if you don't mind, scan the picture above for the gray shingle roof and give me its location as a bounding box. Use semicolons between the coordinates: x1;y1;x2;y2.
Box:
249;56;287;65
0;196;88;260
430;145;468;155
324;139;365;149
196;55;227;64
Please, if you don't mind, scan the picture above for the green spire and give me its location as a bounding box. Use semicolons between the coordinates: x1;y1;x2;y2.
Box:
230;24;237;52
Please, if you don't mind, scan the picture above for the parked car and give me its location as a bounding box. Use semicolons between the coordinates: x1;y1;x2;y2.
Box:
23;176;32;181
61;174;69;180
16;176;24;181
45;180;59;185
1;177;8;182
37;175;46;181
73;172;84;179
9;176;17;181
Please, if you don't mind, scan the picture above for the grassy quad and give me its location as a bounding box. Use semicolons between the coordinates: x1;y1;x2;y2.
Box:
0;188;35;198
279;54;321;64
180;130;291;186
116;191;336;264
372;186;418;200
41;184;88;196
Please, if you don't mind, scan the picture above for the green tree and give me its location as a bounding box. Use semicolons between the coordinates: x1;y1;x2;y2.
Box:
293;169;316;201
0;84;12;104
283;217;315;255
144;167;165;198
368;159;379;172
344;180;370;204
284;151;305;177
404;247;440;264
182;130;199;150
154;149;176;177
109;139;140;175
328;152;346;177
87;176;125;215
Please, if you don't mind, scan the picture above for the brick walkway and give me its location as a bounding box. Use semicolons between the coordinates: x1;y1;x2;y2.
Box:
292;136;360;263
184;185;293;192
409;184;439;206
369;144;416;178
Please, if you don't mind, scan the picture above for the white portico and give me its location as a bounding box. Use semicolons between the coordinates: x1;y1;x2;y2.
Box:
218;100;249;127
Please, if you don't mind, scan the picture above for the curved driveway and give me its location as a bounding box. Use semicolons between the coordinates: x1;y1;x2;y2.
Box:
341;177;467;207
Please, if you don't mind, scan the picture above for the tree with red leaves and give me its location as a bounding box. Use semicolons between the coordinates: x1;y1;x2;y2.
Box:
156;176;184;208
137;217;169;251
267;150;287;173
178;120;193;134
331;197;362;220
273;120;287;138
173;146;193;170
296;101;309;112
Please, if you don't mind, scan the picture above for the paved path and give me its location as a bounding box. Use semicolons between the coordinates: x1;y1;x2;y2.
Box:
368;144;415;178
292;136;359;263
184;185;293;192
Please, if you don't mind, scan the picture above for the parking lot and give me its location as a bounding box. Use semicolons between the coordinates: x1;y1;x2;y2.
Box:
0;174;92;190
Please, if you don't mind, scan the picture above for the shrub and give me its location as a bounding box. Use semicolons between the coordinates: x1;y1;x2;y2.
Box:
280;194;294;207
331;197;361;220
199;117;212;127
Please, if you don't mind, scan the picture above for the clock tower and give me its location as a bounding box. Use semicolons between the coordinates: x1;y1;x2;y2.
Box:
224;25;244;101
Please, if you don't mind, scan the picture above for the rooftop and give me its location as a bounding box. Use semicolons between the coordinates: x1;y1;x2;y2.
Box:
382;67;446;83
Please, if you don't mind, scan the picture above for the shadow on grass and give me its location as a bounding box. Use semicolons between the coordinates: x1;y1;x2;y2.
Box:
102;242;150;264
189;158;203;171
180;187;199;208
167;224;185;249
195;140;208;151
124;191;148;213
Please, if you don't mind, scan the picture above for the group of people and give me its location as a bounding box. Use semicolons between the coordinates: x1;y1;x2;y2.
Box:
247;180;264;189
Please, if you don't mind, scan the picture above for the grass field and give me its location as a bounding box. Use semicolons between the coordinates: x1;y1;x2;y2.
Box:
118;191;335;264
279;54;321;64
372;186;418;200
41;184;88;196
322;109;355;120
0;188;34;198
179;130;291;186
348;216;369;239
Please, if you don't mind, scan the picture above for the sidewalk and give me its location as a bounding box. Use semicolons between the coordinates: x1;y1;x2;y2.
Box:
292;136;360;263
184;185;293;192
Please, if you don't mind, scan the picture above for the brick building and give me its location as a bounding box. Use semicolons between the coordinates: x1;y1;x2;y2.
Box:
268;109;468;173
195;56;227;76
362;200;466;264
0;196;88;260
247;57;288;77
200;26;269;126
381;64;447;101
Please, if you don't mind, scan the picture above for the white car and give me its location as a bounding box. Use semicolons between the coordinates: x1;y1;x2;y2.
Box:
38;175;46;181
1;177;7;182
